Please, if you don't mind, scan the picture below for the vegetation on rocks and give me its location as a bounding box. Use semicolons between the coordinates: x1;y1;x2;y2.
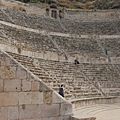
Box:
16;0;120;9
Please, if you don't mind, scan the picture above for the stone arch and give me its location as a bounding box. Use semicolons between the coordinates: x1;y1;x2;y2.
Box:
46;8;49;16
50;3;58;19
59;10;63;19
50;4;57;9
51;10;57;19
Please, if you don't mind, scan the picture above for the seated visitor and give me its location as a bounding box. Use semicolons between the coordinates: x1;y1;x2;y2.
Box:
105;49;108;55
59;84;64;97
74;57;79;65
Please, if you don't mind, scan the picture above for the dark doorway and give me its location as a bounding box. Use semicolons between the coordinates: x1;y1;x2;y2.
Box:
46;8;49;16
51;10;57;19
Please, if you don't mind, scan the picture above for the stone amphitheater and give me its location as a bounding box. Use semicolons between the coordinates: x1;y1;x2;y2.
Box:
0;0;120;120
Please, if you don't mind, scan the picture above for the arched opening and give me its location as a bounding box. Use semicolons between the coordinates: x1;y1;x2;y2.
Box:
46;8;49;16
51;10;57;19
59;10;63;19
50;4;57;9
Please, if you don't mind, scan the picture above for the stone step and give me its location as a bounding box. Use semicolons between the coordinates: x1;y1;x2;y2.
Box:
71;115;96;120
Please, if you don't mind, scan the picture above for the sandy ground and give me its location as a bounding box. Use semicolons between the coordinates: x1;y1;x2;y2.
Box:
73;103;120;120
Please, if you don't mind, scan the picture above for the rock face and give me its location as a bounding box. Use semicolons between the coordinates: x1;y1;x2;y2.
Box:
94;0;120;9
17;0;120;9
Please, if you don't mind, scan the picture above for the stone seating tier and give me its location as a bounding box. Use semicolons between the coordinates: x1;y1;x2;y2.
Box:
8;52;120;99
0;49;73;120
61;19;120;35
0;9;12;22
0;6;120;35
51;36;104;57
1;24;120;57
8;52;102;100
1;24;58;52
0;6;65;33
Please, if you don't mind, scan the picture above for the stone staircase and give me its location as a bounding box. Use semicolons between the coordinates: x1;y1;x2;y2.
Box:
7;52;102;100
6;52;120;99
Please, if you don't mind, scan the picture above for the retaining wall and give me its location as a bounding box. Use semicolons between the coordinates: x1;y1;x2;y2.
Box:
0;49;72;120
1;0;120;21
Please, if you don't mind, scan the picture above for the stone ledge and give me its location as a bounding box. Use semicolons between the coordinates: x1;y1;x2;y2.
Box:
69;96;118;109
71;116;96;120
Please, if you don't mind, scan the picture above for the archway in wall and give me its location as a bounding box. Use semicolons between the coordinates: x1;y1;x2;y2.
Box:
46;8;49;16
59;10;63;19
51;10;57;18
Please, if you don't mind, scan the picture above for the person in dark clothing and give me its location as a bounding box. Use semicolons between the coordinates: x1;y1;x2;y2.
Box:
105;49;108;55
59;84;64;97
74;57;79;65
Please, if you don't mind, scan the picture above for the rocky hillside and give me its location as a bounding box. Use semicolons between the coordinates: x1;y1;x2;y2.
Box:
17;0;120;9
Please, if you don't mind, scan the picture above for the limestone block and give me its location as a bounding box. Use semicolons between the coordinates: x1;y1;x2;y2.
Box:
4;79;21;92
0;57;5;66
60;103;72;116
9;66;17;78
26;73;34;82
19;104;42;119
8;106;18;119
57;116;64;120
0;66;14;79
19;92;31;105
19;92;44;105
0;79;3;92
42;117;57;120
0;107;8;119
22;80;31;91
16;67;27;79
19;118;43;120
31;92;43;104
49;52;58;61
52;91;65;104
40;82;51;92
41;104;60;117
64;115;71;120
31;81;40;91
43;91;52;104
0;92;18;107
5;57;11;66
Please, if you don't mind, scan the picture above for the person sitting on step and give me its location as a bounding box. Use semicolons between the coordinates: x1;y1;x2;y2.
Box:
74;57;79;65
59;84;64;97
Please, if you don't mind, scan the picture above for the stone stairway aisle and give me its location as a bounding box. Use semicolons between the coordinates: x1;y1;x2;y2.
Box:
7;52;101;100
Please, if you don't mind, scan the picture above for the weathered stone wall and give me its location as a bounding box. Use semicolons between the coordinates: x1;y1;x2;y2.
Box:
1;42;120;64
1;20;120;60
1;0;45;15
66;10;120;21
70;97;118;109
0;49;72;120
0;3;120;35
1;0;120;21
